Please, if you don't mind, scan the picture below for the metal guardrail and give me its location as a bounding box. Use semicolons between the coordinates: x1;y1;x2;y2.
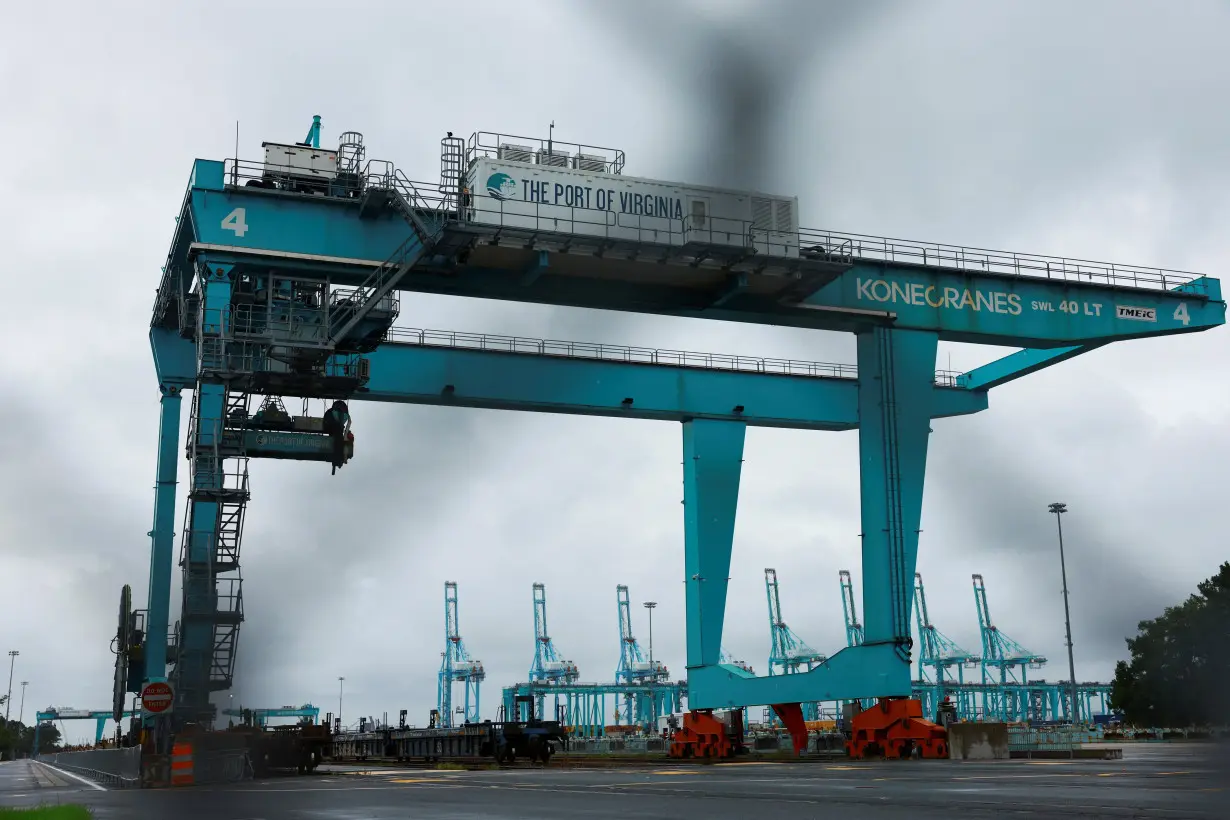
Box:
386;327;963;388
38;747;142;788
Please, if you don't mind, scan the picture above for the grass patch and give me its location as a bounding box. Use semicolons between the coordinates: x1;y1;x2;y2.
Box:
0;807;93;819
432;762;466;771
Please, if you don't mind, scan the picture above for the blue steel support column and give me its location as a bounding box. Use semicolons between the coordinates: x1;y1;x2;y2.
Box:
682;419;747;671
176;266;234;721
856;327;938;696
144;385;183;696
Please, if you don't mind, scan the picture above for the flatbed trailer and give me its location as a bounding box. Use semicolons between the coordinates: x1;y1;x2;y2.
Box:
330;719;566;765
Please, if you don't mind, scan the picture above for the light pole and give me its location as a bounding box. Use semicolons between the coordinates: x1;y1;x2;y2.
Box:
643;602;657;667
5;651;17;722
18;682;27;725
338;677;345;730
1049;502;1080;724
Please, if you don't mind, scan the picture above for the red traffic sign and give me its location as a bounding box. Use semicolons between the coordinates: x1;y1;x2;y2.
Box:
141;681;175;714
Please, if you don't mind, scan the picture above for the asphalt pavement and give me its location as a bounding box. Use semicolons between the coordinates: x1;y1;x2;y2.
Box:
1;744;1226;819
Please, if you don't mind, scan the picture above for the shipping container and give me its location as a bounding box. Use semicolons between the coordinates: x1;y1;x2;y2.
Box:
464;156;800;259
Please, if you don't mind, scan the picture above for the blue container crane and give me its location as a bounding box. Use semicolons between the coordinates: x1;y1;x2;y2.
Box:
33;707;141;752
527;582;579;721
763;568;826;722
529;582;579;684
438;581;484;727
614;584;670;728
614;584;666;686
973;573;1046;720
915;573;979;684
132;115;1224;741
839;570;864;648
765;568;827;675
220;703;320;728
913;573;980;719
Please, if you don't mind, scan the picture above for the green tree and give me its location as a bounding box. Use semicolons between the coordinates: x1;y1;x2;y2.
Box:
1111;562;1230;727
0;719;61;758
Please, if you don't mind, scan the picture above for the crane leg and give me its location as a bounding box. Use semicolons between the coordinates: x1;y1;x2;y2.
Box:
770;702;808;755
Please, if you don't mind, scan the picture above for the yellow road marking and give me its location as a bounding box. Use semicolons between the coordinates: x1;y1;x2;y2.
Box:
649;770;703;775
387;777;453;784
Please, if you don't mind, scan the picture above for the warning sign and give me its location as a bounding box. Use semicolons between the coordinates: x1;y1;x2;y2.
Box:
141;681;175;714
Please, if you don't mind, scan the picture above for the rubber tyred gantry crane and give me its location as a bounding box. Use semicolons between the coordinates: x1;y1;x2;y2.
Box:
130;115;1225;743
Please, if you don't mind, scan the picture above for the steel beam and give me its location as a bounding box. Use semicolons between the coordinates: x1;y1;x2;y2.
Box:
682;419;745;671
359;342;987;429
958;345;1098;390
685;328;938;710
171;165;1224;347
142;385;182;703
802;267;1223;346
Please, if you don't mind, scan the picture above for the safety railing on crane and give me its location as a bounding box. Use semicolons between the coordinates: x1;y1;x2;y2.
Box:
218;154;1210;294
151;168;201;328
466;131;627;175
797;229;1208;292
384;326;963;387
182;577;243;622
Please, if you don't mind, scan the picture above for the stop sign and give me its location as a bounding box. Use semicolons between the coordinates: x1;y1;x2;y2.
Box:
141;681;175;714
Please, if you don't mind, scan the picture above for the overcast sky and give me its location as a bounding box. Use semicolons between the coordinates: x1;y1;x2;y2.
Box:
2;0;1229;741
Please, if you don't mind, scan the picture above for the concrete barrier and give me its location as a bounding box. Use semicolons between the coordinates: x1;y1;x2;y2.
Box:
947;723;1010;760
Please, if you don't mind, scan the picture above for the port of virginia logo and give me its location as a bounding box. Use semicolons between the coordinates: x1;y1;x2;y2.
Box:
486;172;517;201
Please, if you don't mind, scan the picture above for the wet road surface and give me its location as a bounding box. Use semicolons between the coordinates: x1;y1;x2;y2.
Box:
1;744;1225;818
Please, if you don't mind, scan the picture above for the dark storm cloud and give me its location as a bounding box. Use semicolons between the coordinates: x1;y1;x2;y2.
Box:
0;381;149;724
578;0;897;192
926;366;1230;678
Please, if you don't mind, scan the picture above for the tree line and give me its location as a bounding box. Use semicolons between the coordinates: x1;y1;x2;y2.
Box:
0;716;62;760
1111;561;1229;727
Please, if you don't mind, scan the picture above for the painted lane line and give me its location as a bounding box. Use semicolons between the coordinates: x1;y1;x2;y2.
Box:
32;760;106;792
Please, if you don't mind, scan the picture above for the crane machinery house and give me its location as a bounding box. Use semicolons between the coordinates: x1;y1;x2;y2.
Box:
464;132;801;259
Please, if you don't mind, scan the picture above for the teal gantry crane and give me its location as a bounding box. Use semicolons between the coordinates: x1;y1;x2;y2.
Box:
765;568;826;675
913;572;979;718
839;570;864;648
915;573;979;683
765;567;826;721
438;581;484;727
129;115;1224;748
527;582;579;720
973;573;1046;720
614;584;670;727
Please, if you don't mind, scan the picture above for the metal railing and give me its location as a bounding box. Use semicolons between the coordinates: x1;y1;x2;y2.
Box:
385;327;962;387
798;229;1207;292
38;748;142;788
182;577;243;620
217;154;1210;294
467;130;627;175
